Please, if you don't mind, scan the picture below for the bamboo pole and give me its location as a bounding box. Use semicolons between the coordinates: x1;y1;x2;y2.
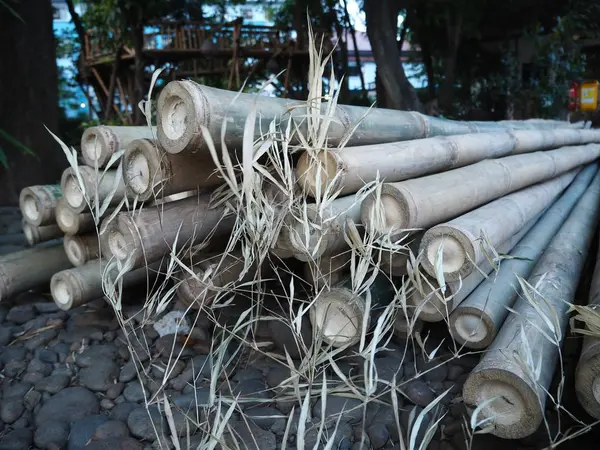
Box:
19;185;62;226
177;251;260;308
296;128;600;198
61;166;126;213
575;239;600;419
378;231;424;277
309;273;395;347
55;198;97;236
409;211;540;322
122;138;221;202
0;243;72;301
360;144;600;234
63;234;100;267
462;168;600;439
51;259;161;311
155;81;576;155
104;194;235;270
281;194;362;262
449;163;599;349
303;252;351;290
394;309;423;339
22;220;62;246
81;125;157;169
419;168;579;282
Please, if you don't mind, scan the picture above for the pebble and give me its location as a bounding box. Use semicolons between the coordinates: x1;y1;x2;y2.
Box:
228;419;276;449
24;390;42;410
79;360;119;391
68;414;109;450
75;344;117;368
36;374;70;394
25;329;58;351
101;398;116;410
127;406;166;441
123;381;147;403
446;364;465;382
107;382;126;399
22;372;45;383
84;437;143;450
92;419;130;440
110;402;139;423
27;358;52;376
0;398;24;424
36;348;58;364
0;428;33;450
232;378;271;409
404;379;436;406
34;302;60;314
153;310;191;337
34;420;70;449
367;423;390;449
0;327;12;346
35;386;100;426
6;304;36;324
417;358;449;383
267;315;313;360
245;406;286;430
154;334;193;360
0;346;27;365
3;360;27;377
313;395;364;425
374;357;404;391
119;361;137;383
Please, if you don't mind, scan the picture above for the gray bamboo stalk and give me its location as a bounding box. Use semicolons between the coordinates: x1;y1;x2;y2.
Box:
55;198;96;236
575;239;600;419
296;128;600;197
419;168;579;282
61;166;126;214
156;81;577;155
379;231;424;277
282;194;362;262
51;259;160;311
361;144;600;233
449;163;599;349
409;211;539;322
22;220;62;246
63;234;100;267
0;243;72;301
462;168;600;439
122;138;221;202
309;273;395;347
104;194;235;270
81;125;157;168
19;185;62;226
177;251;261;308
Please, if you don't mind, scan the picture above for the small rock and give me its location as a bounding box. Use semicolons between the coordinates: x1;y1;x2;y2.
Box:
312;395;364;425
227;420;276;449
154;334;193;360
374;357;404;391
22;372;45;383
85;437;143;450
123;382;147;403
90;330;105;341
11;410;31;428
24;329;58;351
0;398;24;424
153;310;191;337
24;390;42;410
101;398;116;410
127;406;166;441
405;380;435;407
0;327;11;346
233;367;263;382
36;348;58;364
107;382;125;400
104;330;116;342
417;358;449;383
75;344;117;368
144;326;159;341
27;358;52;376
110;402;138;423
2;360;27;378
232;378;271;409
266;366;290;390
36;374;70;394
267;315;313;360
0;428;33;450
34;420;70;449
0;346;27;365
367;423;389;449
35;386;100;426
119;361;137;383
68;414;109;450
79;360;119;391
35;302;60;314
6;304;36;324
446;365;464;382
92;420;130;440
3;382;32;398
245;407;285;430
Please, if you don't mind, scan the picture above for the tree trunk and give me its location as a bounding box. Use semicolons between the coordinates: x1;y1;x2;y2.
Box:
363;0;423;111
105;45;124;121
132;6;145;125
0;0;65;205
343;0;366;95
437;6;463;114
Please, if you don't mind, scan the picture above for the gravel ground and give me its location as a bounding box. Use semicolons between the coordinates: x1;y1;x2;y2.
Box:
0;207;598;450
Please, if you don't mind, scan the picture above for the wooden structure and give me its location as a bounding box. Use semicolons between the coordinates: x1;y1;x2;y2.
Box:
82;18;326;123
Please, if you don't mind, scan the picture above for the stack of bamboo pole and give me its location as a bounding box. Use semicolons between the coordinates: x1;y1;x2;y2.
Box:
4;79;600;439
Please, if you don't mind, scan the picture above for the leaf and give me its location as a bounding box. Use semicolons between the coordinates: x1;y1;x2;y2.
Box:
0;128;37;158
0;148;8;169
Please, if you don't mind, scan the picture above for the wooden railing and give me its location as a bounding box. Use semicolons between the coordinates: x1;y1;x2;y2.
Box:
83;19;324;63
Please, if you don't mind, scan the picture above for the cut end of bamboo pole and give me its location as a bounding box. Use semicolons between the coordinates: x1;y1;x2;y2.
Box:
407;279;448;322
309;287;364;347
107;228;131;263
61;168;87;213
449;307;496;349
81;125;116;168
296;150;340;197
157;81;205;154
50;272;77;311
287;209;330;261
123;139;154;201
360;185;410;234
575;347;600;419
20;185;61;227
421;228;472;281
463;368;541;439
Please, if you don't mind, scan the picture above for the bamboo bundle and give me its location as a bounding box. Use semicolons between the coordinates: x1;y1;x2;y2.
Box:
63;234;100;267
0;243;72;301
61;166;126;213
575;236;600;420
279;194;362;262
22;220;62;246
419;168;579;282
296;128;600;197
449;163;599;349
103;194;236;269
122;138;221;202
55;197;96;236
19;185;62;226
51;259;161;311
156;81;578;156
408;210;539;322
360;143;600;234
462;168;600;439
81;125;157;169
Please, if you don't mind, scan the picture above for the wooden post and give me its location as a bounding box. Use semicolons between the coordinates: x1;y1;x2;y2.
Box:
462;168;600;439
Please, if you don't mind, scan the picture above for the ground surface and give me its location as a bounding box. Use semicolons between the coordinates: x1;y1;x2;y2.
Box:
0;207;598;450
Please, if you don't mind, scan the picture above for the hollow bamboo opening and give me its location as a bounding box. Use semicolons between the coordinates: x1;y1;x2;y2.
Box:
296;151;340;197
123;143;153;199
309;288;364;347
61;169;86;212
